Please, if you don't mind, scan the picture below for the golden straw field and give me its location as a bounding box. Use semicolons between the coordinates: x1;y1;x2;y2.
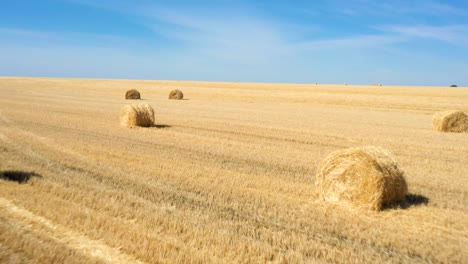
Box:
0;77;467;263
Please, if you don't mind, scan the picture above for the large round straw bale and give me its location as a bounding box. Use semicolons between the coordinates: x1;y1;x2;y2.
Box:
168;89;183;100
432;111;468;133
125;89;141;99
120;104;154;127
315;146;408;211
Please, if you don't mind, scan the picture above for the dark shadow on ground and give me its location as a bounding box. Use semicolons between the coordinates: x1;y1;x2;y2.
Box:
153;124;171;129
125;99;146;100
0;171;42;184
384;193;429;210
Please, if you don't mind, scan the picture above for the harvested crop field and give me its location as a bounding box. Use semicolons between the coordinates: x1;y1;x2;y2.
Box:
0;77;467;263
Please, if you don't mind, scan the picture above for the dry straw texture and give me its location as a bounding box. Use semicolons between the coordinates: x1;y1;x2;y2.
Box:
315;146;408;211
169;89;183;100
2;77;468;263
125;89;141;99
119;104;154;127
432;111;468;133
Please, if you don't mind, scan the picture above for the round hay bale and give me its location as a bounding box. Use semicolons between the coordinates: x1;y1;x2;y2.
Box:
120;104;154;127
315;146;408;211
168;89;183;100
125;89;141;100
432;111;468;133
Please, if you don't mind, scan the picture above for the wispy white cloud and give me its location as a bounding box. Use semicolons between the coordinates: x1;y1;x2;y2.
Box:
378;24;468;45
61;0;297;64
0;27;140;49
58;0;412;54
0;28;55;39
337;0;467;17
141;7;296;64
296;34;406;50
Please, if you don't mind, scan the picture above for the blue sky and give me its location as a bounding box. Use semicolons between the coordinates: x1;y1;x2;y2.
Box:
1;0;468;86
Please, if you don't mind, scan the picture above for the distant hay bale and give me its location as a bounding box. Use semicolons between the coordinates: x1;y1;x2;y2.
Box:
168;89;183;100
120;104;154;127
344;83;348;86
371;84;383;87
315;146;408;211
432;111;468;133
125;89;141;100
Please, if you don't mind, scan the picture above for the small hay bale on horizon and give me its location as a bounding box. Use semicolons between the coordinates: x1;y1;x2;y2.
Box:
120;104;154;128
168;89;184;100
315;146;408;211
432;111;468;133
125;89;141;100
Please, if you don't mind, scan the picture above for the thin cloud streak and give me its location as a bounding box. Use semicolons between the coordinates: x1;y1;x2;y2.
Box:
295;35;406;50
336;0;467;17
378;25;468;45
